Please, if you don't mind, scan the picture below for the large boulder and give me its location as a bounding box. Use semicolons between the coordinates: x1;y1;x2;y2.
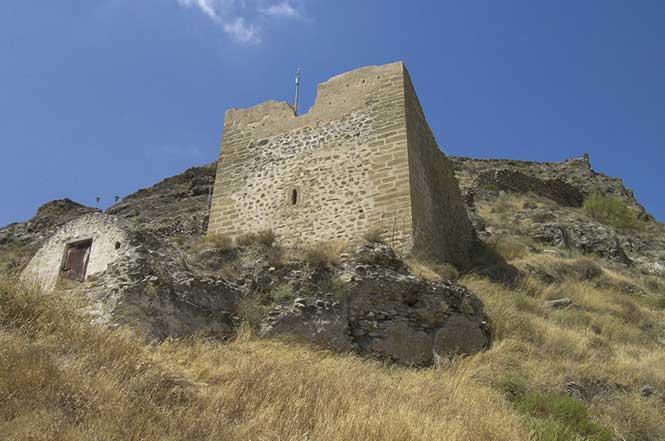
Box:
261;300;352;352
433;315;489;359
261;243;490;366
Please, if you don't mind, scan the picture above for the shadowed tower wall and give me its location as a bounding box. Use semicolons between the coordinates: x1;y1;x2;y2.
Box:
208;62;474;267
403;69;475;267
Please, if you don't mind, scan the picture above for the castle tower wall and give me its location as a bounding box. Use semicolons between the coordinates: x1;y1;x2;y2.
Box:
208;62;414;249
403;69;475;267
208;61;475;266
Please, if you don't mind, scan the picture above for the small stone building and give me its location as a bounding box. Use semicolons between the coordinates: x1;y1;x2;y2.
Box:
22;213;136;292
21;212;237;340
208;61;475;267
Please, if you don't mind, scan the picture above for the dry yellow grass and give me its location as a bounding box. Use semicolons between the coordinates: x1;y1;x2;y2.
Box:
460;255;665;441
2;248;664;441
0;277;529;441
405;258;459;281
302;240;347;269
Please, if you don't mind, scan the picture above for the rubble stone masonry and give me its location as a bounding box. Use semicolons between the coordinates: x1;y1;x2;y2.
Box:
208;62;474;267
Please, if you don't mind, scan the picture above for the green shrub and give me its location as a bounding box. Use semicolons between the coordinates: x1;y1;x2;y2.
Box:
497;374;611;440
270;284;293;303
583;193;639;230
515;391;612;441
330;277;349;301
498;375;528;402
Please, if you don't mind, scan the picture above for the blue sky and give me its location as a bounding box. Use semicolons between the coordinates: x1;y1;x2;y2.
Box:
1;0;664;226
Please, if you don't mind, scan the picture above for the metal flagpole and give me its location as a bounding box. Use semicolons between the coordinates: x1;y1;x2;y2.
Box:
294;67;301;115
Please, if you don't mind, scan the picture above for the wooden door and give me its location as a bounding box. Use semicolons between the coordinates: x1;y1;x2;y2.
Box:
62;240;92;281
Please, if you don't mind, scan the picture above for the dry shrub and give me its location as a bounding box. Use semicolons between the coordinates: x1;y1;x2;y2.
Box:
594;396;665;441
407;259;442;280
362;228;385;244
329;276;349;301
235;233;256;246
522;200;538;210
493;193;519;214
155;339;531;441
481;193;527;225
236;230;277;247
530;211;557;224
643;277;664;295
304;241;345;269
206;233;233;250
491;236;530;261
256;230;277;247
266;246;284;267
617;300;654;332
235;293;266;330
463;276;547;344
407;258;459;281
596;274;643;296
3;255;665;441
0;244;31;277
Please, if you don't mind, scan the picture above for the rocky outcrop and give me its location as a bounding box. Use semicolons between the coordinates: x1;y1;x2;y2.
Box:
18;212;489;364
261;243;490;365
83;240;238;341
106;163;216;238
0;199;99;275
530;223;633;265
450;154;649;216
0;198;98;251
446;155;665;270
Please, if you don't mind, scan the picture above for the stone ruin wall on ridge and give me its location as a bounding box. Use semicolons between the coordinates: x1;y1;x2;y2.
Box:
208;61;475;267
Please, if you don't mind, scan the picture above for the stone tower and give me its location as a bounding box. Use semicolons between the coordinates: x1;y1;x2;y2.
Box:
208;61;475;268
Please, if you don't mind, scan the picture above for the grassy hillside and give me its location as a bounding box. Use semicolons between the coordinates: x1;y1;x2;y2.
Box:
2;246;664;440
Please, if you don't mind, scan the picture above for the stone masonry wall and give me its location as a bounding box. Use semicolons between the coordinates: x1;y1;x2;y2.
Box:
403;70;475;268
476;168;585;207
208;62;475;265
208;62;414;249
